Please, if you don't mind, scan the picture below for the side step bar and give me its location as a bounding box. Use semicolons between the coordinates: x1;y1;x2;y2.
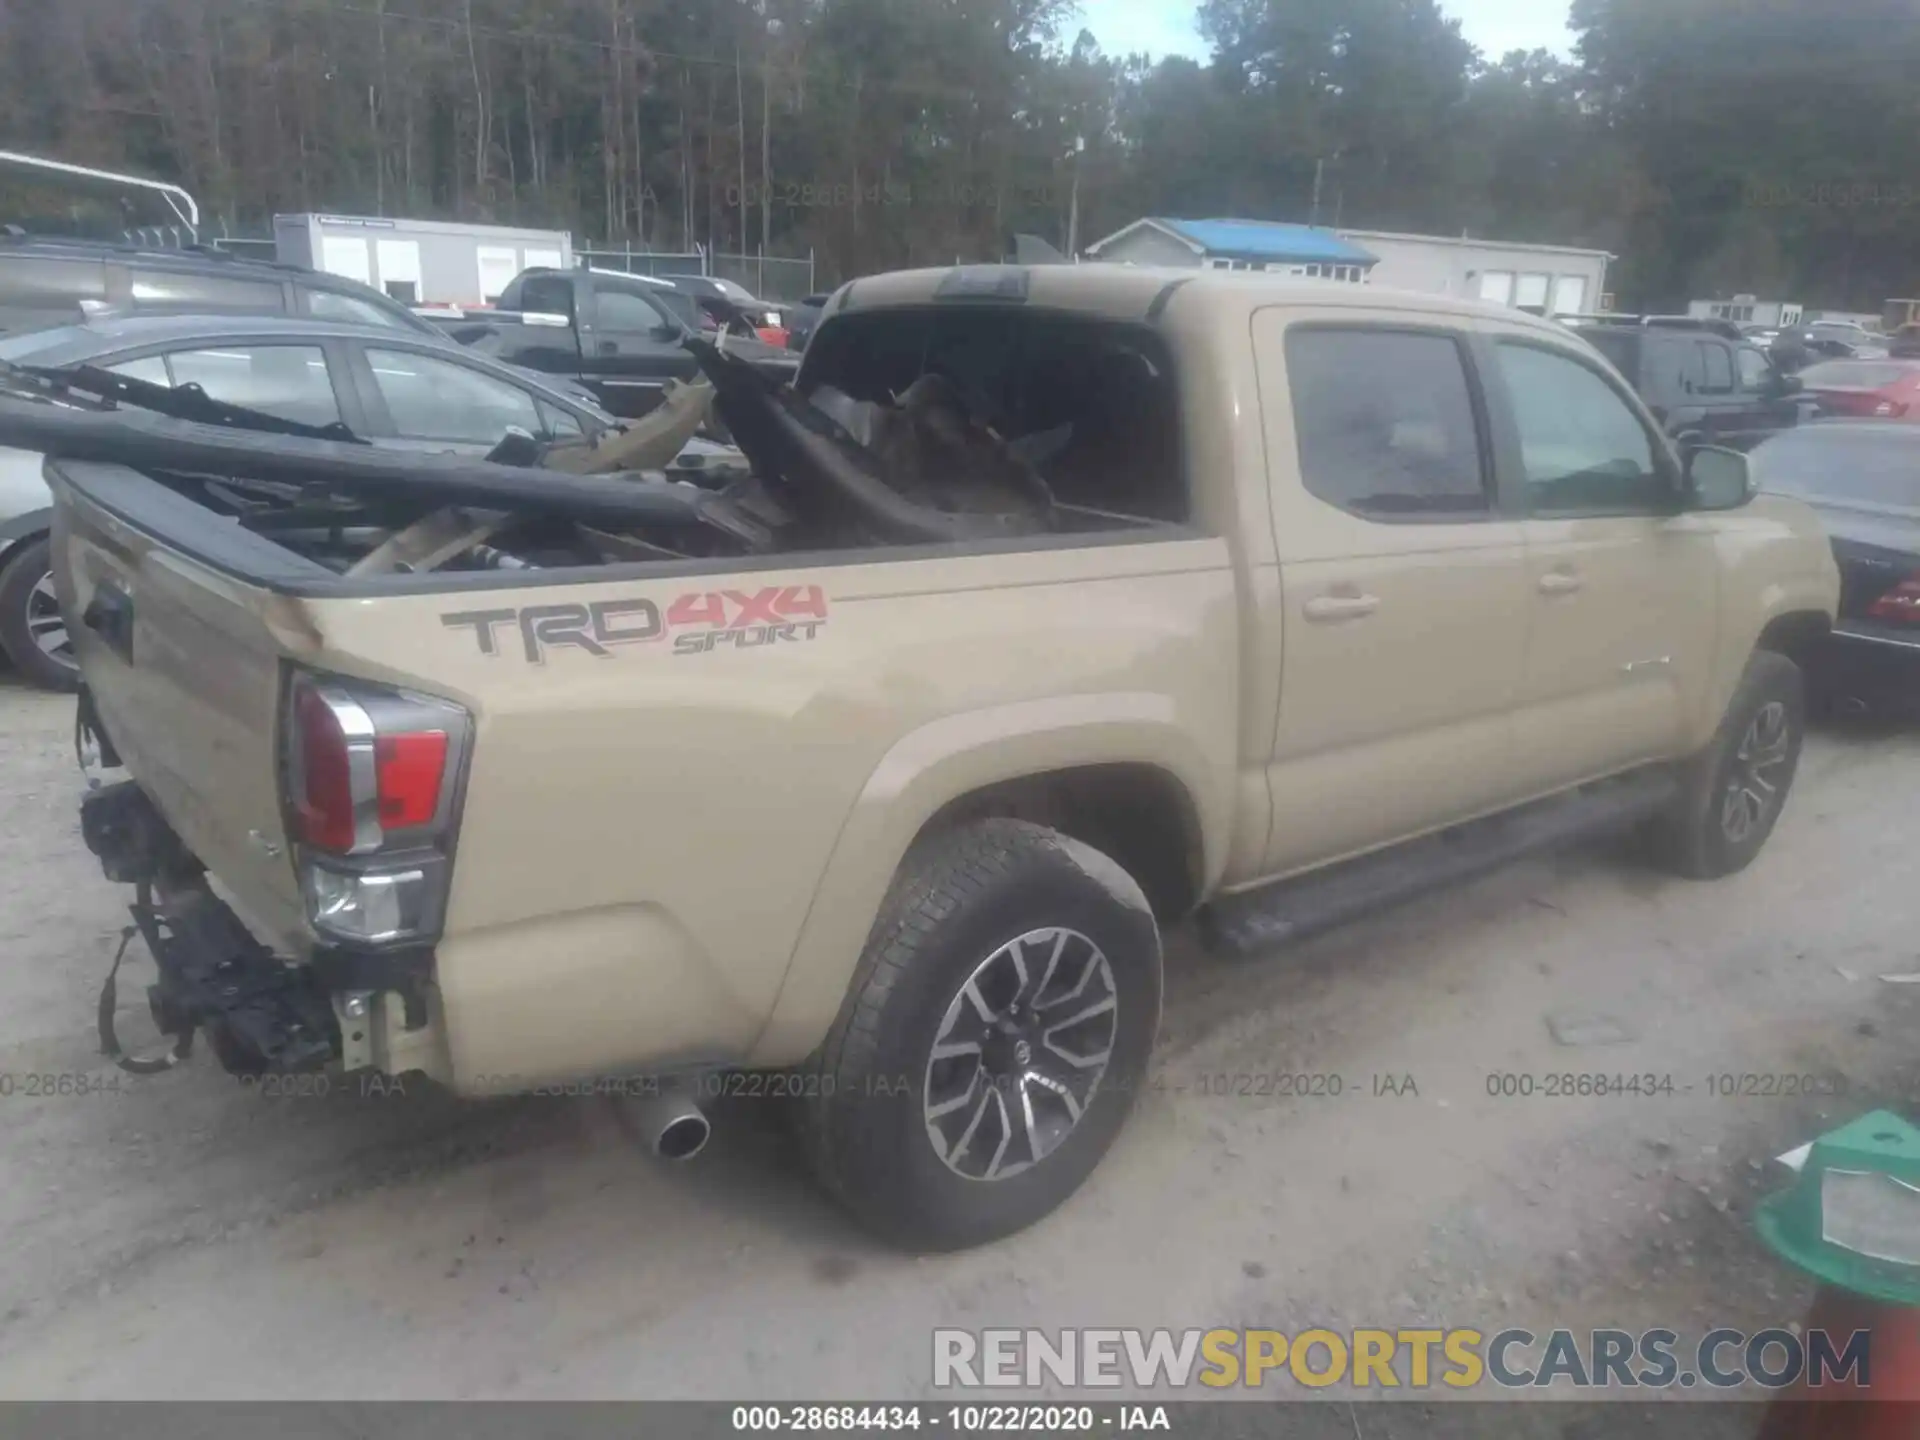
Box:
1199;769;1679;958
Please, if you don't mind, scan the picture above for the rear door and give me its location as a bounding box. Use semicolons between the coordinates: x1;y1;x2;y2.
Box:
575;274;699;416
1253;312;1533;874
1481;331;1718;791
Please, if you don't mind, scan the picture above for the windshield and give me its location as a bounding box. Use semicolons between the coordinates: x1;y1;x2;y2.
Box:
1752;428;1920;508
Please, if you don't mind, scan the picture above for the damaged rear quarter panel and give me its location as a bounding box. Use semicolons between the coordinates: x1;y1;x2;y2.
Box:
301;535;1239;1089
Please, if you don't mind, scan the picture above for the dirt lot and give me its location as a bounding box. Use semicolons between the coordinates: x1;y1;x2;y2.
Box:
0;671;1916;1406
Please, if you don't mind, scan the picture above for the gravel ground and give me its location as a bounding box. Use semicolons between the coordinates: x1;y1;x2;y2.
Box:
0;670;1915;1414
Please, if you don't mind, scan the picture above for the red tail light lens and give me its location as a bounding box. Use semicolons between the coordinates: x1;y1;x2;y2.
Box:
374;731;448;828
292;684;366;854
1868;576;1920;625
282;674;470;946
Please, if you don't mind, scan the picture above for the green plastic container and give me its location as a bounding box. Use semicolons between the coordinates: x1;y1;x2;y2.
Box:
1755;1110;1920;1306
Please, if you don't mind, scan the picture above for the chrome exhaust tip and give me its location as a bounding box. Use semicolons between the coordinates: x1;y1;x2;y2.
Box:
621;1090;711;1161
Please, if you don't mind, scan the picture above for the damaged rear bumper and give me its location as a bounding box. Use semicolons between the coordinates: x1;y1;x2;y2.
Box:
79;776;440;1079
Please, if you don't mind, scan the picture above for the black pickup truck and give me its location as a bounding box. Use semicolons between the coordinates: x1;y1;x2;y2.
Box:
436;266;799;418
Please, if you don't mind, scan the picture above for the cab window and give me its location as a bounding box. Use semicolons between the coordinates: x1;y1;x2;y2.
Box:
1285;327;1490;519
1495;342;1668;516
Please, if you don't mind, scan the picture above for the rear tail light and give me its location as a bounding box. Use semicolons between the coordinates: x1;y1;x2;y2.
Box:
1867;574;1920;626
282;673;470;946
1873;399;1908;417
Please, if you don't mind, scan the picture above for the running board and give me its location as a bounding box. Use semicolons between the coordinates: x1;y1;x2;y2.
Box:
1199;770;1679;958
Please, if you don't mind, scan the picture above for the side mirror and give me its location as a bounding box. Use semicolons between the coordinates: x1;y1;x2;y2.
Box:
649;321;682;343
1685;445;1755;512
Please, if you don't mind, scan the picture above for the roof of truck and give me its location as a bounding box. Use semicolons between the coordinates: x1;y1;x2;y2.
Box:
829;263;1575;341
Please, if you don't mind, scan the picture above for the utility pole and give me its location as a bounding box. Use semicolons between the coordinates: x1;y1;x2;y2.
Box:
1309;156;1325;227
1064;136;1085;259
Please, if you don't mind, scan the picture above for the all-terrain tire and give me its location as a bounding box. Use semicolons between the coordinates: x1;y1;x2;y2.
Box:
0;537;78;693
1644;650;1805;880
798;819;1162;1253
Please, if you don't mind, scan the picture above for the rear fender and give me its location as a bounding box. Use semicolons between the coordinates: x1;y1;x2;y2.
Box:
744;694;1225;1067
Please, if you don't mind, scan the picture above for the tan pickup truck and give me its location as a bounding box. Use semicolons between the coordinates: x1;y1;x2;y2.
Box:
27;264;1838;1252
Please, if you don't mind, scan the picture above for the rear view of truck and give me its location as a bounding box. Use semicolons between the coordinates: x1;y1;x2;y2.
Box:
7;272;1235;1252
62;457;482;1080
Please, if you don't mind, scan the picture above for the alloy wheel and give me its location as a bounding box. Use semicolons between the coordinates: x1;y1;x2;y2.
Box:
923;927;1119;1182
26;570;73;671
1720;700;1791;844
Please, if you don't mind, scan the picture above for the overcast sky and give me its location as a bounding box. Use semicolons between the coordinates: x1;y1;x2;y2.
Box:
1074;0;1577;63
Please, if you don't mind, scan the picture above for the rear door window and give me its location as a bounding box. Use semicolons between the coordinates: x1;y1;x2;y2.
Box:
163;344;343;426
1284;328;1490;519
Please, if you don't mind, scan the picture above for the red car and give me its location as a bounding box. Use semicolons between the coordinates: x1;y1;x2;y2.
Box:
1799;358;1920;420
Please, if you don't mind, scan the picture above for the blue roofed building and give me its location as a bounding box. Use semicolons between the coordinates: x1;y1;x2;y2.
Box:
1082;217;1378;282
1081;215;1617;316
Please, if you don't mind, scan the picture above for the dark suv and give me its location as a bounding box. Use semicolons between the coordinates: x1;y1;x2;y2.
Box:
0;238;448;340
1568;320;1810;450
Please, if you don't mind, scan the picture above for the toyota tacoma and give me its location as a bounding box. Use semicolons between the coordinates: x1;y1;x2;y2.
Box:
20;264;1838;1251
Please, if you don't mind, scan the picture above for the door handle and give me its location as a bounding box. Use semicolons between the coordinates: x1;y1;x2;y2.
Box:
1303;592;1381;623
596;339;618;355
1537;570;1584;596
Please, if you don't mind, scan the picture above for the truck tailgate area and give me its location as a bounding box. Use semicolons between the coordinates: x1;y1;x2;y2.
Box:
53;459;308;948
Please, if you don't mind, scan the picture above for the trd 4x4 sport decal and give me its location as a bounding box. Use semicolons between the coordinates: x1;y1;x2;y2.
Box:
443;585;829;664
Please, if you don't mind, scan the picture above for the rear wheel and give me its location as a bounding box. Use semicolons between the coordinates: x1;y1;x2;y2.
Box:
799;819;1162;1252
0;537;78;692
1645;650;1805;879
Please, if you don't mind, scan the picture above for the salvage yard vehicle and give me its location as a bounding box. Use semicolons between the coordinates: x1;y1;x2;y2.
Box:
1565;315;1809;449
436;265;798;418
0;313;729;691
20;264;1839;1252
0;236;451;339
1795;358;1920;420
1752;421;1920;712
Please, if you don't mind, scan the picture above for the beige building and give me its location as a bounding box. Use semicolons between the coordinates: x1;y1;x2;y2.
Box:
1334;228;1613;315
